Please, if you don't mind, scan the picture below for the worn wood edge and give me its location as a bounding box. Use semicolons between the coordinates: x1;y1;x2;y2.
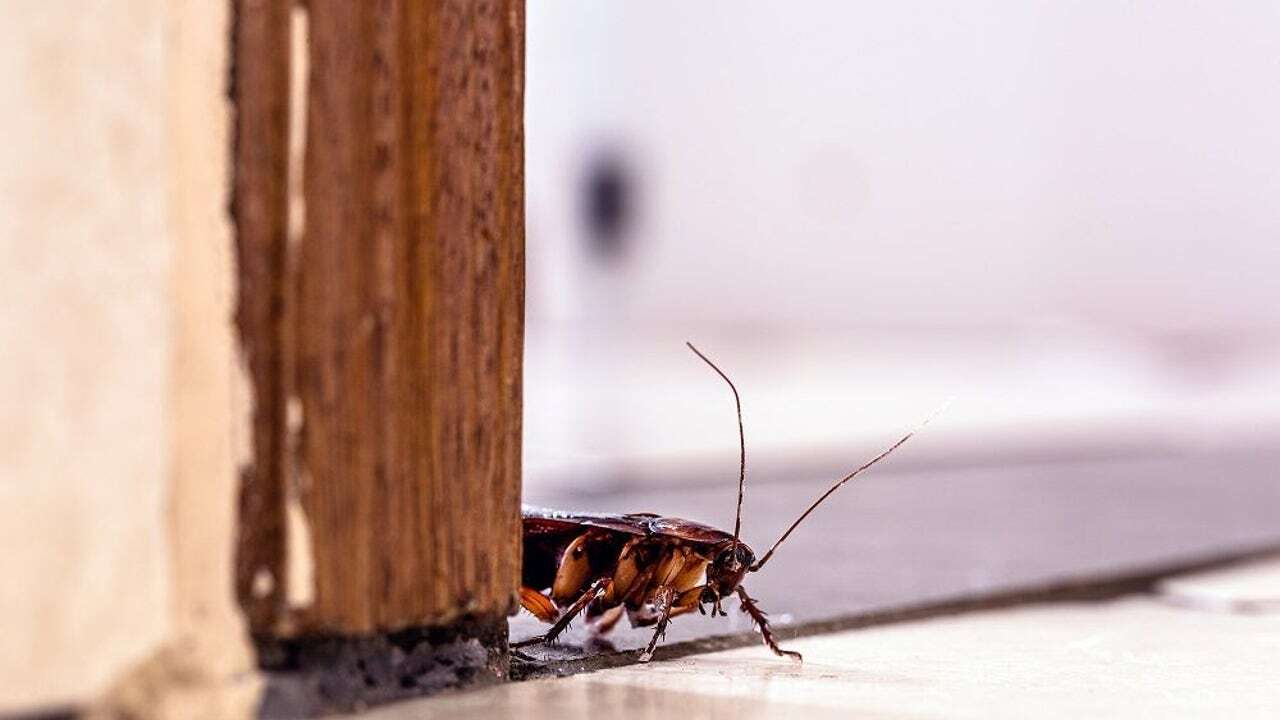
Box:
509;542;1280;680
230;0;292;634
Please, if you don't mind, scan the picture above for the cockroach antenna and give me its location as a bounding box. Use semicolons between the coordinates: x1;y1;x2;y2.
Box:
750;397;954;572
685;341;748;549
518;356;945;661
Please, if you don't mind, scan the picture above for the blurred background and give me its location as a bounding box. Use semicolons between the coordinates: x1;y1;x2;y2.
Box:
520;1;1280;500
4;1;1280;715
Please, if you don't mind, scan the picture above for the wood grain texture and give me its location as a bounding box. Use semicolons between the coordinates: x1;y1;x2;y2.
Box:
231;0;292;632
233;0;525;637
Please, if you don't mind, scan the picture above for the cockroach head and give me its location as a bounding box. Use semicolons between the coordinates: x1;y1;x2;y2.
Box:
705;540;755;598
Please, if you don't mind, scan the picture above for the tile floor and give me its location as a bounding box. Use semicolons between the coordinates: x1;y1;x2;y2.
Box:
353;558;1280;719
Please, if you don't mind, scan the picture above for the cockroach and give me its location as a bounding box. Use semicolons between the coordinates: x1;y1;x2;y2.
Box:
516;342;937;663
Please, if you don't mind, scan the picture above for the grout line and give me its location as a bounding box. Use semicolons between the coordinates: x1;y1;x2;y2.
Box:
535;439;1187;501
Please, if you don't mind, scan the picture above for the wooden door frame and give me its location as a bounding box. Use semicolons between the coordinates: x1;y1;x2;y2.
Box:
231;1;525;711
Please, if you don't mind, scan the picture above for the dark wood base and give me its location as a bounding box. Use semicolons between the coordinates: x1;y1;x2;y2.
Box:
256;615;508;718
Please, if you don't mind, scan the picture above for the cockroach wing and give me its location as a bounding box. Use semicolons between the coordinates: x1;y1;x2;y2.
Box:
522;515;587;537
647;517;735;546
522;505;652;593
522;505;657;537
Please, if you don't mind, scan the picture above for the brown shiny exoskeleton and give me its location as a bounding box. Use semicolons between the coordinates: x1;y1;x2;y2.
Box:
517;343;936;662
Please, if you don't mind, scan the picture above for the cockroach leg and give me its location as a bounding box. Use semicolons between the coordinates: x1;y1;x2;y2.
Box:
519;586;558;623
546;576;610;644
513;576;610;649
586;598;624;636
551;533;597;604
637;585;677;663
668;604;698;620
696;588;726;617
620;563;658;608
711;594;727;617
736;586;802;662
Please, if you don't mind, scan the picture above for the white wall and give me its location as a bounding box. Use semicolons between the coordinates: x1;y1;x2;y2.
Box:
523;2;1280;494
527;1;1280;336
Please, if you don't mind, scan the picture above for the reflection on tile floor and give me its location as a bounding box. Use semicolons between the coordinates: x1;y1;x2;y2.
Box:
513;447;1280;655
357;562;1280;720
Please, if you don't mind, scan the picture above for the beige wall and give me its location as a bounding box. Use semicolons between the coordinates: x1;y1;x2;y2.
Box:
0;2;254;716
0;2;170;710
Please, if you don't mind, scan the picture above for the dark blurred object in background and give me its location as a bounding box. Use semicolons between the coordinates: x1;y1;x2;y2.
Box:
581;149;635;263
